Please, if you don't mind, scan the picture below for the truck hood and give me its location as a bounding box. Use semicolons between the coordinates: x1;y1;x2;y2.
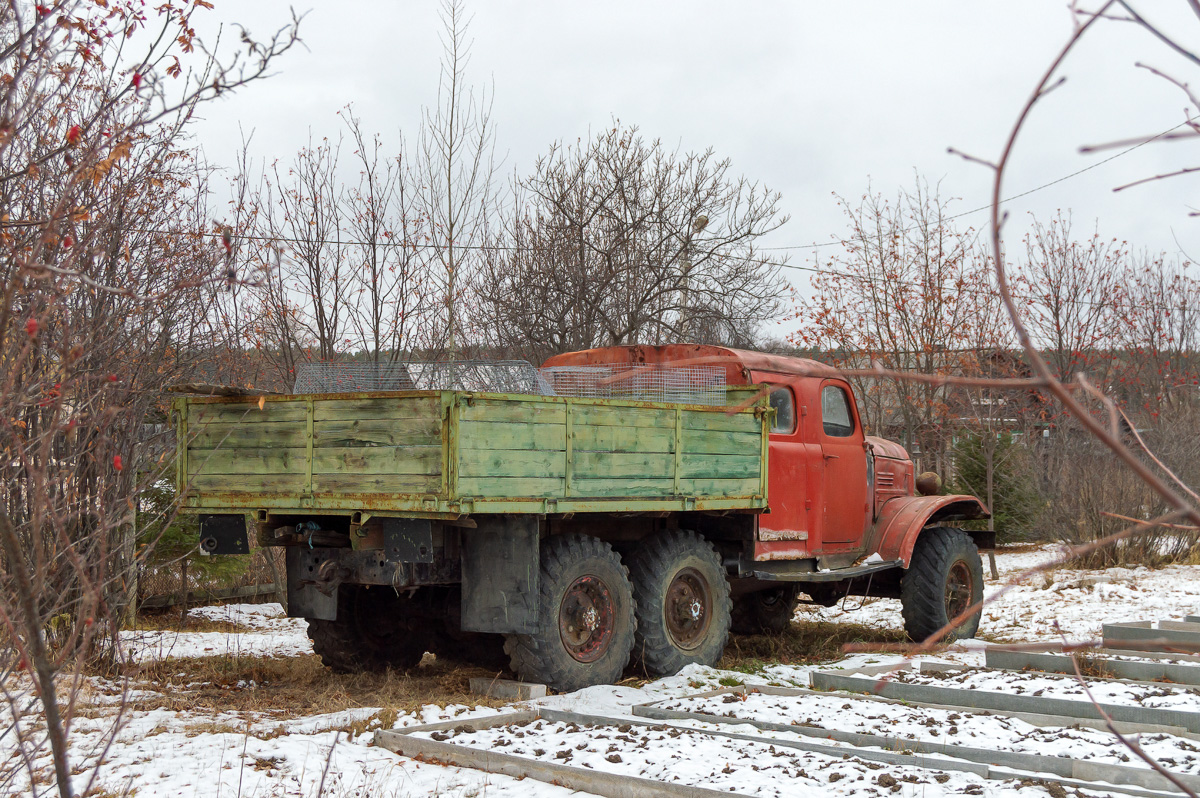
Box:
866;436;910;461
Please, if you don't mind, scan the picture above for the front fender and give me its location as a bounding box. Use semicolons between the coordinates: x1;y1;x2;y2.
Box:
872;495;990;567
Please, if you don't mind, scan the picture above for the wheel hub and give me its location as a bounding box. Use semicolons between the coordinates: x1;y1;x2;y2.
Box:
945;560;974;621
559;575;615;663
665;567;712;650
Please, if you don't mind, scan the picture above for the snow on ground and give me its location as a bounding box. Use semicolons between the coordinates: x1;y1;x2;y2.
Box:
119;602;313;662
810;544;1200;645
657;689;1200;774
412;718;1026;798
8;546;1200;797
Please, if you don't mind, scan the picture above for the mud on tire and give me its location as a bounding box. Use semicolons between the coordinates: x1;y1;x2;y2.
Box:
306;585;429;673
900;526;984;643
504;534;636;692
628;530;732;675
731;584;800;635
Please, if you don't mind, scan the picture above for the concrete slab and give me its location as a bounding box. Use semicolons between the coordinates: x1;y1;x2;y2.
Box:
468;677;547;701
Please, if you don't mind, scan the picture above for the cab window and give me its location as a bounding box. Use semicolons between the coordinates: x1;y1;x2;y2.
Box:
769;387;796;434
821;385;854;437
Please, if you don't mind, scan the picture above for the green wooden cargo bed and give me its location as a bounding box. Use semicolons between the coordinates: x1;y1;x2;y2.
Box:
173;389;770;517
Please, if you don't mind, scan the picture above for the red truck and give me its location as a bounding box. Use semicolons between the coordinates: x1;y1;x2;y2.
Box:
178;343;990;691
543;344;991;637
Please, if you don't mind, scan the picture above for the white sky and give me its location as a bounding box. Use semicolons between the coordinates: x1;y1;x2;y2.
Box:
187;1;1200;325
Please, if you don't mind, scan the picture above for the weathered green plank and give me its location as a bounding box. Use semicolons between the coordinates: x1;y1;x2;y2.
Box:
726;386;768;406
684;476;762;497
570;478;676;497
681;409;757;433
314;396;440;422
457;476;565;497
681;429;762;456
458;420;565;451
190;402;306;425
459;448;567;479
572;405;674;429
573;451;674;480
189;422;308;450
312;446;442;476
459;401;565;425
680;454;762;479
312;473;441;494
313;418;442;448
572;425;675;454
188;447;306;475
189;473;307;493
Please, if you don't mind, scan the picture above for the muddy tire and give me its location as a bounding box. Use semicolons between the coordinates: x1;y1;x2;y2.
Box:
306;585;429;673
731;584;800;634
628;530;732;675
900;527;984;642
504;534;636;692
431;586;510;671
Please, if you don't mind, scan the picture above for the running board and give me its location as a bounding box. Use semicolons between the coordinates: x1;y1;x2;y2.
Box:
752;558;902;583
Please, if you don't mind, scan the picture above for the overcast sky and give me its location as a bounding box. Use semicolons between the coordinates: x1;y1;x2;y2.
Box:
188;1;1200;318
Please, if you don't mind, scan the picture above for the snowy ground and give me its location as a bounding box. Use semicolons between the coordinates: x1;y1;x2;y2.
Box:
8;545;1200;797
809;545;1200;645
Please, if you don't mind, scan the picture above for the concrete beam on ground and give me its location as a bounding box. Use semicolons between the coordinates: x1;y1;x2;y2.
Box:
986;647;1200;687
631;691;1200;794
1104;621;1200;653
375;710;749;798
810;670;1200;734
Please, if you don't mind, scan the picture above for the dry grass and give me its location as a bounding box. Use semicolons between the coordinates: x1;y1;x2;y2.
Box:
126;611;253;634
719;619;909;673
119;653;510;722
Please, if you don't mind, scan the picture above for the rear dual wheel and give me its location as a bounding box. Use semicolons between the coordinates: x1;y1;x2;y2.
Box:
505;531;733;690
629;530;732;675
505;534;637;692
307;585;430;673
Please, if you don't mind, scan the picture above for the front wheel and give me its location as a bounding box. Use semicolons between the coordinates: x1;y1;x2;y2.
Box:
900;527;984;642
505;534;636;692
628;530;732;675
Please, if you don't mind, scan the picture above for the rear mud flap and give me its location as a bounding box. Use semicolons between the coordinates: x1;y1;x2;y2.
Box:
286;547;338;621
460;516;539;634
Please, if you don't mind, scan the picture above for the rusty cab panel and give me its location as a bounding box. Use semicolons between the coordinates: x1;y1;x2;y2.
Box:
752;371;870;567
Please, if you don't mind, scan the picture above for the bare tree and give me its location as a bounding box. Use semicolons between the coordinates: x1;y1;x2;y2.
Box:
478;124;789;364
418;0;496;366
795;180;1006;473
0;3;299;796
1018;211;1128;385
341;111;438;363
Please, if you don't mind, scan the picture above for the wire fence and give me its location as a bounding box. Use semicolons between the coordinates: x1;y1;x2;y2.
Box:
293;360;553;395
293;360;729;406
540;364;728;406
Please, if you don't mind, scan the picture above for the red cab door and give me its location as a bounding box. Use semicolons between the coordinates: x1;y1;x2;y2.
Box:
815;379;869;554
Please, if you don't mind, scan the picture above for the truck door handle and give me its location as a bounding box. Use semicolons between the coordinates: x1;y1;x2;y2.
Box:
823;454;839;460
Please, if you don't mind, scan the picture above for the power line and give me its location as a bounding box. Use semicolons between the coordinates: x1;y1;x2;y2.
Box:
767;114;1199;255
